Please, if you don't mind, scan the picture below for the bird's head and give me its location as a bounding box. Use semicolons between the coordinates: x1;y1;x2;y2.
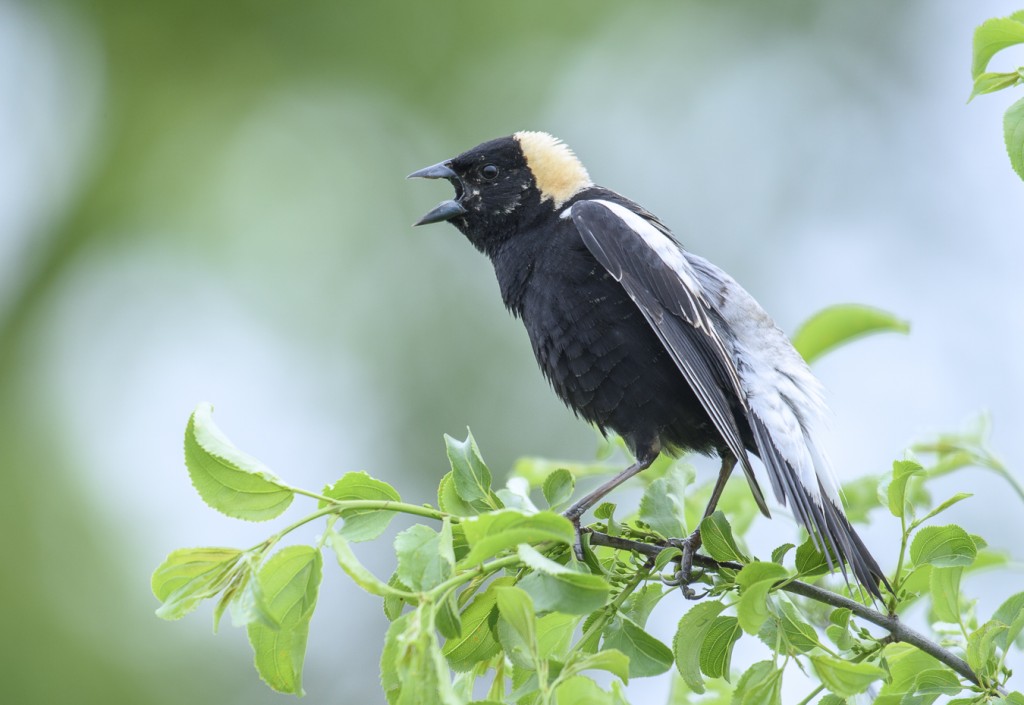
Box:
409;131;592;251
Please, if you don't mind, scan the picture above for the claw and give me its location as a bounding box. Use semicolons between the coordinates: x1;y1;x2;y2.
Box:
668;530;705;599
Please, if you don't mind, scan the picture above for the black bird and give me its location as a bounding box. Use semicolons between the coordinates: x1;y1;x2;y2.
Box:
410;131;887;599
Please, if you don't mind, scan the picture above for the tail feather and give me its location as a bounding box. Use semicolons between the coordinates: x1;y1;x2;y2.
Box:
749;414;889;600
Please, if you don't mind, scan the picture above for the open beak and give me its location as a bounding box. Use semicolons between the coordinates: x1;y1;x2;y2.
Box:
408;161;466;226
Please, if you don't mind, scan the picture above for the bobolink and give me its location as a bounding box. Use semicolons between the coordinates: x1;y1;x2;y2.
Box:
410;131;886;599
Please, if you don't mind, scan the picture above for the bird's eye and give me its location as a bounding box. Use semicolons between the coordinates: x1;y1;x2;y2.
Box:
481;164;499;180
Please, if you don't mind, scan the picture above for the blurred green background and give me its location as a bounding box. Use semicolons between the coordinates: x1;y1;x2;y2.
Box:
3;1;1023;703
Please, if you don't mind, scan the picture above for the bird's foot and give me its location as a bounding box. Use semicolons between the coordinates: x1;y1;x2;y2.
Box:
666;531;708;600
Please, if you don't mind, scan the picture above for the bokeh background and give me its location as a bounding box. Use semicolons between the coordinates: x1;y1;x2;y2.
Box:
2;1;1023;703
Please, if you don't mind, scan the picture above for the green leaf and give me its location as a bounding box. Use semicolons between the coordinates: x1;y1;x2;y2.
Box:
735;561;788;634
913;668;961;696
494;586;537;653
996;693;1024;705
886;460;923;519
967;620;1008;679
672;600;727;693
699;511;747;563
639;467;691;538
993;591;1024;650
553;676;614;705
569;648;631;684
603;615;673;678
442;577;512;671
795;538;831;577
825;624;854;652
1005;96;1024;182
910;525;977;567
914;493;972;528
383;573;412;622
395;520;455;592
516;544;610;614
771;543;796;565
699;616;742;680
184;402;294;521
818;696;846;705
791;304;909;364
328;530;399;598
929;566;963;623
777;601;820;653
542;468;575;510
445;430;500;511
460;509;574;566
246;545;323;695
320;471;401;541
622;583;664;629
840;474;883;523
972;16;1024;78
511;456;618;486
732;660;782;705
878;642;943;697
385;604;460;705
152;547;243;621
969;71;1022;101
810;655;885;697
438;470;476;516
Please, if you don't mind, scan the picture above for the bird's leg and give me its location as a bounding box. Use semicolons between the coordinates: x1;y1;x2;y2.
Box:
672;453;737;599
564;453;658;559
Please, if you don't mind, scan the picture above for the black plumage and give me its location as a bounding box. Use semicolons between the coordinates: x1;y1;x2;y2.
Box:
410;132;888;599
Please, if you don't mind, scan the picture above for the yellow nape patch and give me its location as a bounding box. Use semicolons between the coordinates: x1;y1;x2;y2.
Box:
515;131;593;208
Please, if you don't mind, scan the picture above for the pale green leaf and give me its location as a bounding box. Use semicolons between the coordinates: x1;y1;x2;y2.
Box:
699;616;742;680
732;660;782;705
569;648;631;683
542;468;575;510
460;509;574;566
969;71;1022;101
328;530;398;598
184;402;293;521
639;467;691;538
886;460;923;519
445;430;500;510
913;668;961;696
699;511;747;563
437;470;476;516
967;620;1007;679
672;600;727;693
553;676;613;705
791;304;909;364
152;547;242;621
914;493;972;528
972;17;1024;78
993;591;1024;650
910;525;976;567
494;586;537;652
1005;96;1024;182
516;544;610;614
603;616;673;678
442;577;513;671
395;521;455;592
810;655;885;697
929;566;963;623
246;545;323;695
320;471;401;541
777;601;820;653
735;562;788;635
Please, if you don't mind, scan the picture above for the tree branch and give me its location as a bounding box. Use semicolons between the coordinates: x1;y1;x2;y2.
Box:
587;530;985;689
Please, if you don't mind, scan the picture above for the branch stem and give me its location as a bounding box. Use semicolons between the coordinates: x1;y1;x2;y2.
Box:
587;531;985;688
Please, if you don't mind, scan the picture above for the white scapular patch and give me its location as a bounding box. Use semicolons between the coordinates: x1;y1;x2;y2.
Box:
589;200;706;302
515;131;593;208
686;254;842;507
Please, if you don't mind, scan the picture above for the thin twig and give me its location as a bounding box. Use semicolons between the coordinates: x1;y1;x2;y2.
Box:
587;530;986;689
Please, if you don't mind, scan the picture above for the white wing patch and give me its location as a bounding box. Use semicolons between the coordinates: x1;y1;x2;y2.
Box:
686;254;842;507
